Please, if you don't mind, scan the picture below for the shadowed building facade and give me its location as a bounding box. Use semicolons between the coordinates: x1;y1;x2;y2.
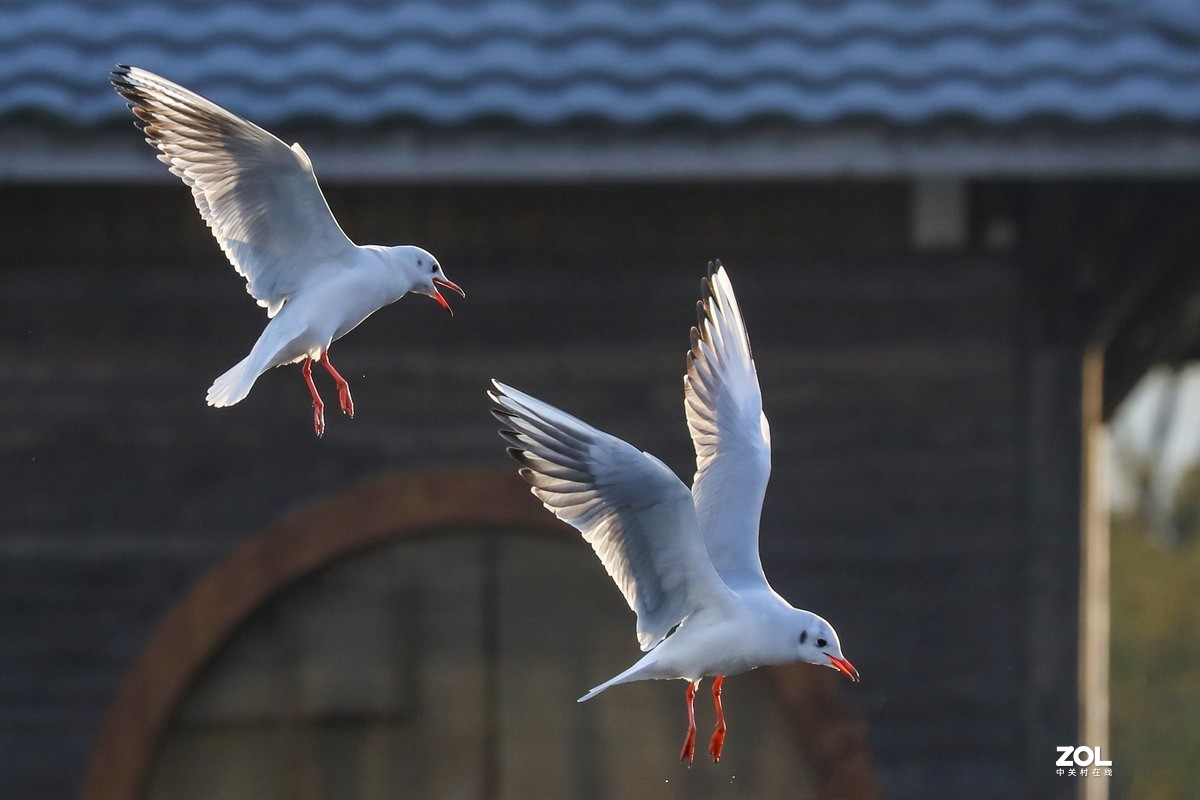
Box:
5;2;1200;799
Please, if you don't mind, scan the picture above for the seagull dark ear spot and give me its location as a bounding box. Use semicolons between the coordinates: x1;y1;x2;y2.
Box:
799;631;808;645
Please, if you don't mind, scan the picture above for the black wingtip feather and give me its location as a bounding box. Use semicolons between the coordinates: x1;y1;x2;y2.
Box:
109;67;138;96
497;428;520;442
698;274;720;328
108;67;152;132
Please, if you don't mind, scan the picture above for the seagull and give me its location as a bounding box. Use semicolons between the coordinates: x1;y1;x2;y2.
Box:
110;65;464;437
490;261;858;765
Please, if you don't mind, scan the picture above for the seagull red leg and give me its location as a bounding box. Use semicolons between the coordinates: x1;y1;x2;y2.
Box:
708;675;727;762
679;680;699;765
302;358;325;438
319;353;354;418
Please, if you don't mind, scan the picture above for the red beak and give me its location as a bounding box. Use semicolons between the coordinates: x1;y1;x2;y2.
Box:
430;277;464;316
434;277;465;297
826;654;861;682
430;288;453;315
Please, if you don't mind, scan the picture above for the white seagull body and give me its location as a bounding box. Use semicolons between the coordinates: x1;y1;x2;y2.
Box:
110;66;464;436
491;262;858;764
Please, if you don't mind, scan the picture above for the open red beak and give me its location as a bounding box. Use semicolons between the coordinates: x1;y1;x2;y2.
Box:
826;654;861;682
430;277;464;316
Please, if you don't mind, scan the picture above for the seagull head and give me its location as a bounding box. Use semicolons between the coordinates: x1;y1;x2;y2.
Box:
795;612;859;682
400;246;465;315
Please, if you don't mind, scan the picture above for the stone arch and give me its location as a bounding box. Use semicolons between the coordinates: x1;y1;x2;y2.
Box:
80;468;876;800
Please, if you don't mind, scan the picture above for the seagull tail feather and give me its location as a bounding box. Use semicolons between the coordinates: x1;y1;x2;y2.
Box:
206;354;259;408
577;658;655;703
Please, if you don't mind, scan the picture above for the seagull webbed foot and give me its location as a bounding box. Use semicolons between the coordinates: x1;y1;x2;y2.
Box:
679;680;699;766
320;354;354;418
302;358;326;437
708;676;727;762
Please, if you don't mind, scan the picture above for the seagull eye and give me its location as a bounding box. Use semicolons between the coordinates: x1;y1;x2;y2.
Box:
799;631;807;645
816;638;828;648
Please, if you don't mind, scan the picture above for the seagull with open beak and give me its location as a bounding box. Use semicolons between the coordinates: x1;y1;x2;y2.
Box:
491;261;858;765
111;65;465;436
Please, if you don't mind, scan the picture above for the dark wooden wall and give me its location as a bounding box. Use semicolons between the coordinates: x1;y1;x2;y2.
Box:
1;180;1067;799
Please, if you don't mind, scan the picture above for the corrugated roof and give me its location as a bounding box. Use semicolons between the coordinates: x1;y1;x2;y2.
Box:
3;0;1200;128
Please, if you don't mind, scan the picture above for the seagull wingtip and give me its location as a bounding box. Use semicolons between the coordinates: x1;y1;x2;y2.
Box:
109;65;137;88
490;378;517;397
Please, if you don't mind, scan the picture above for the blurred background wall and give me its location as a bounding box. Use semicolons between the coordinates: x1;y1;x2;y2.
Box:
3;2;1200;799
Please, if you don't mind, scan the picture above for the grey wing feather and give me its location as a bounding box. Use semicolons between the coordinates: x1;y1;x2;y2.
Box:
685;262;774;592
490;381;735;651
110;65;355;317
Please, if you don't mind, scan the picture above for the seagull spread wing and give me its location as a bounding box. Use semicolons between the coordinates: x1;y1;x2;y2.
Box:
110;66;355;317
685;262;774;592
491;381;736;651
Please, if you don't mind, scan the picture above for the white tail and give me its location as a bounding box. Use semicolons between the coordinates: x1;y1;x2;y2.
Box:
576;681;617;703
576;659;654;703
206;355;260;407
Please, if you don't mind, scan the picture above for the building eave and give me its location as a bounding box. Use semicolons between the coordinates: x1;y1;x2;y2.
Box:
5;124;1200;183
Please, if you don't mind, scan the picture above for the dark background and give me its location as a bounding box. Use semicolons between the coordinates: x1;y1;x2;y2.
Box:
7;2;1200;799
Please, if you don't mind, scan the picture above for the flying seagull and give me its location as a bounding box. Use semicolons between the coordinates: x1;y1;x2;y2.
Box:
490;261;858;765
110;65;464;436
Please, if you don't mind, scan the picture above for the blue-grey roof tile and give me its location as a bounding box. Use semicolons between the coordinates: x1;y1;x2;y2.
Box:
2;1;1199;127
